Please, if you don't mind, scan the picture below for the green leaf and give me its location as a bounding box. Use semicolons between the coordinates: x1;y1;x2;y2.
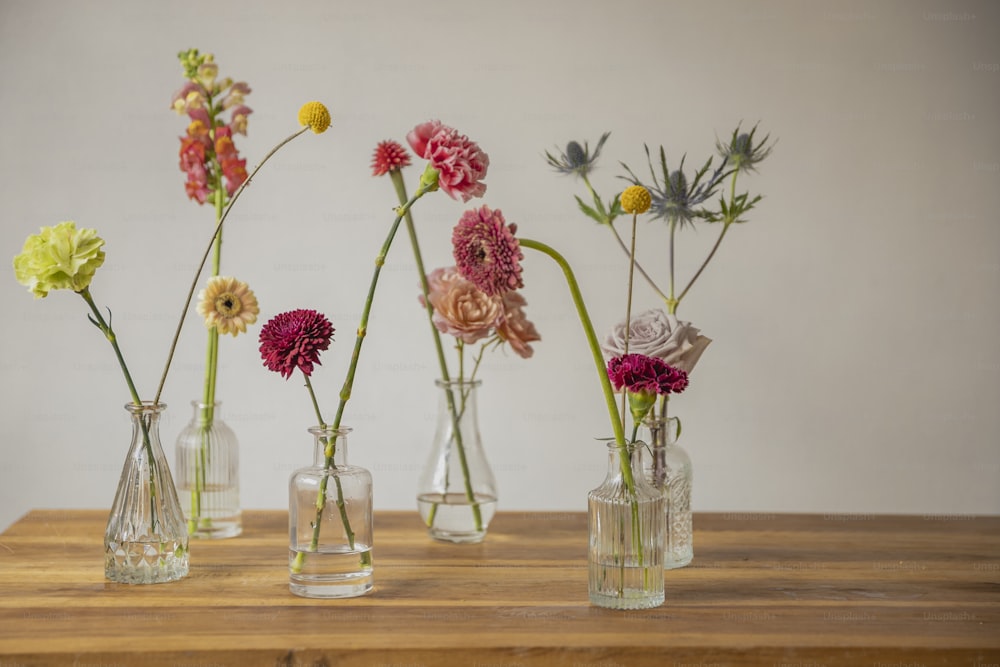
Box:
574;195;607;225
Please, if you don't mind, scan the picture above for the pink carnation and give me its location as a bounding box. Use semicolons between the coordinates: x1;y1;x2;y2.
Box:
407;120;488;202
607;354;689;396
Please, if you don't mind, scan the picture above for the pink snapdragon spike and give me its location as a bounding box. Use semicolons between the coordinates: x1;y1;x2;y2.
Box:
407;120;489;202
607;353;689;396
214;126;248;196
371;140;412;176
452;205;524;297
259;309;335;379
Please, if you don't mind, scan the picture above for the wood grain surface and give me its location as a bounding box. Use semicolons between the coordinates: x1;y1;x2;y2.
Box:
0;510;997;666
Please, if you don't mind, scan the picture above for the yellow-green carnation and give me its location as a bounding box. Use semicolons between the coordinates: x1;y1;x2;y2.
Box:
13;221;106;298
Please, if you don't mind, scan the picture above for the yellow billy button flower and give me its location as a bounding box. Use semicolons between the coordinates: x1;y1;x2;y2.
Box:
297;101;331;134
13;221;106;298
196;276;260;336
621;185;652;215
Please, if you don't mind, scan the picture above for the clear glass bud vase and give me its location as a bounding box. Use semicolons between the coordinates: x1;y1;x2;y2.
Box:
588;442;664;609
289;426;373;598
104;402;189;584
645;416;693;568
175;400;241;539
416;379;498;543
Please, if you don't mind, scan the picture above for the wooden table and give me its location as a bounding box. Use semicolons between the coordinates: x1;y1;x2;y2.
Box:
0;510;997;666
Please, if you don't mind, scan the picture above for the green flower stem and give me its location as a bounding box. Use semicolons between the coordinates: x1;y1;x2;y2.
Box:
519;239;644;568
291;374;361;574
675;170;740;308
607;223;669;304
155;125;312;405
389;169;481;531
80;287;160;526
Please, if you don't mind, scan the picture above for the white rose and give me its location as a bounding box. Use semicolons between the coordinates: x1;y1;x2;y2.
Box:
601;308;711;373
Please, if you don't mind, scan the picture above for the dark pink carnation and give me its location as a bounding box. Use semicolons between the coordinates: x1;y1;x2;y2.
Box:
371;140;412;176
407;120;488;202
259;309;334;379
452;205;524;297
607;353;689;396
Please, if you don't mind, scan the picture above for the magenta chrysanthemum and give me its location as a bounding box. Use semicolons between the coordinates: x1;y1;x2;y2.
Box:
371;140;412;176
407;120;489;202
452;205;523;297
607;353;689;396
258;309;334;379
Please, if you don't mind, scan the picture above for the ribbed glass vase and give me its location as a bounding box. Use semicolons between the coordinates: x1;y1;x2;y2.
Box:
588;442;664;609
175;400;241;539
104;402;189;584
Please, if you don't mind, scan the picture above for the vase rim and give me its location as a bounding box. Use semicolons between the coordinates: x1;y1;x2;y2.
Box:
189;399;223;408
434;378;482;389
123;401;166;413
307;424;353;436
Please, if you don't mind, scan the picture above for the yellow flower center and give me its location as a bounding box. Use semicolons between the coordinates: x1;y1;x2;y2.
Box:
621;185;652;214
214;292;242;317
298;101;331;134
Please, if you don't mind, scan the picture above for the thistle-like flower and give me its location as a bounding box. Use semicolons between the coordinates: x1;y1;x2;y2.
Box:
544;132;610;178
717;122;774;174
371;140;411;177
622;146;730;227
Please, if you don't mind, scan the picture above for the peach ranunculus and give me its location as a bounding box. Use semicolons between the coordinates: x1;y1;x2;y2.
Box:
496;291;541;359
423;267;502;344
601;308;711;374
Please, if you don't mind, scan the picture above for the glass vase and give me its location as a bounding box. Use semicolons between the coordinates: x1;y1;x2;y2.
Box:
174;400;241;539
416;379;498;543
588;442;664;609
104;402;189;584
645;416;693;569
289;425;373;598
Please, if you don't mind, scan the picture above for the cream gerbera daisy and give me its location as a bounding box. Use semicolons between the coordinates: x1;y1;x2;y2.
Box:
196;276;259;336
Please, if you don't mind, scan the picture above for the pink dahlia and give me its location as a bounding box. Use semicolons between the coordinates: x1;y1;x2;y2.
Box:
371;140;412;176
259;309;335;379
607;353;689;396
407;120;488;202
452;205;523;297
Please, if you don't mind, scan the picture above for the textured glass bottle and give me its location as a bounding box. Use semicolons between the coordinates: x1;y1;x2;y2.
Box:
416;379;497;543
175;400;241;539
105;402;189;584
645;417;693;568
588;442;665;609
289;426;373;598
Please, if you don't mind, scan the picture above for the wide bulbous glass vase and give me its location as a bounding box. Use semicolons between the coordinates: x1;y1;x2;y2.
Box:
289;425;373;598
645;417;693;569
175;400;241;539
416;379;497;543
104;402;189;584
588;442;665;609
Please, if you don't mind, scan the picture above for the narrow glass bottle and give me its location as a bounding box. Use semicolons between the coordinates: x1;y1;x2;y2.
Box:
289;425;373;598
416;379;498;543
646;416;693;568
105;402;189;584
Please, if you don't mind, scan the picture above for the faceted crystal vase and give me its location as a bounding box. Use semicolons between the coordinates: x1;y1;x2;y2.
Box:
588;442;665;609
289;426;373;598
645;417;693;568
104;402;189;584
416;379;498;543
175;400;242;539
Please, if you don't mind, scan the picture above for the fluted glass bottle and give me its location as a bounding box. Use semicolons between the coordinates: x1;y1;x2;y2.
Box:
416;379;497;543
588;442;664;609
104;402;189;584
175;400;241;539
289;426;373;598
645;417;693;568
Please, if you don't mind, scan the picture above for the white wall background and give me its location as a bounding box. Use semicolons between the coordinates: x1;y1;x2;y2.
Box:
1;0;997;533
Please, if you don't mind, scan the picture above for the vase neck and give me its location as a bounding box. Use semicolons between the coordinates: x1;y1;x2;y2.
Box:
125;401;165;440
191;400;223;425
435;379;479;423
643;416;676;449
605;442;644;479
310;426;351;467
